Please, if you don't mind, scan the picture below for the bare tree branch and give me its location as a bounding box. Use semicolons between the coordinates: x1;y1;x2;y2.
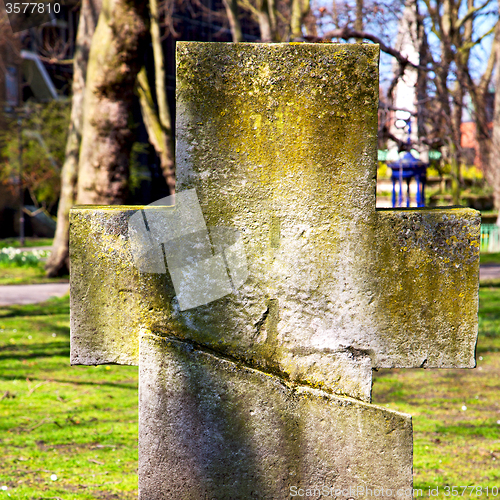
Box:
320;27;429;71
454;0;492;31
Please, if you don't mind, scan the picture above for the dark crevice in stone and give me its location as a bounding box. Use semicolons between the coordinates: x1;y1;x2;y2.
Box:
254;306;269;335
146;331;369;403
148;330;293;391
345;346;375;363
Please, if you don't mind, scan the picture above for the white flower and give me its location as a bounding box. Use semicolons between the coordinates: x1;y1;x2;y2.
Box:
50;474;57;481
1;486;7;491
461;405;467;411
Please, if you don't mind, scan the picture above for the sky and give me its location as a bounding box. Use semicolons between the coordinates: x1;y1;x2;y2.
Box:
311;0;498;94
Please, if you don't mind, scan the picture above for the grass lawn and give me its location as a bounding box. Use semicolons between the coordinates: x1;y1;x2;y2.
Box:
0;265;69;286
0;287;498;498
480;253;500;265
0;297;137;499
0;239;53;250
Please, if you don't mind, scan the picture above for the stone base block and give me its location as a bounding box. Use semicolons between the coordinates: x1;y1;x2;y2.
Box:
139;333;413;500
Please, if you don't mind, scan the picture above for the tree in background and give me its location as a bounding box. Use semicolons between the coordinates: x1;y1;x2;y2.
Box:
0;6;21;144
136;0;175;196
0;100;70;211
212;0;313;42
43;0;499;276
75;0;149;204
308;0;498;208
46;0;176;276
45;0;102;276
492;6;500;224
418;0;499;203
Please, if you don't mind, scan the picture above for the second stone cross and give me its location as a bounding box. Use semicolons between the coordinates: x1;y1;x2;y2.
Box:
70;42;480;499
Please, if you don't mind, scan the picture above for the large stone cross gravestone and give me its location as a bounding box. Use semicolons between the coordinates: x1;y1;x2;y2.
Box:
70;42;480;499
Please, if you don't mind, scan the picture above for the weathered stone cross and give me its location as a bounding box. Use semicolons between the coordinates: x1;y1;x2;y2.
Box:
70;42;480;499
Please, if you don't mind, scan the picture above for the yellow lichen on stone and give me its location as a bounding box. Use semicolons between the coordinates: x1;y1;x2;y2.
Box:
71;43;480;408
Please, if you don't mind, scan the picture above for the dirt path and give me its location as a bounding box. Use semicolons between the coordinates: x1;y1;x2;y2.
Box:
479;265;500;281
0;283;69;306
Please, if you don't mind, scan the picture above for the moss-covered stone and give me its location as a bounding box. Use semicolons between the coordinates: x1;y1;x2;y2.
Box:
139;332;413;499
371;208;480;368
70;206;160;366
69;42;482;496
70;43;480;405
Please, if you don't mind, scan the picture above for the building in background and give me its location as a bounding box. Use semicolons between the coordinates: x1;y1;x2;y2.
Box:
461;90;495;168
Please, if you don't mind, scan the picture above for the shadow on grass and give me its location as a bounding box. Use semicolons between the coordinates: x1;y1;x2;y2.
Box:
0;296;69;318
480;253;500;265
0;341;70;361
0;372;138;389
480;280;500;288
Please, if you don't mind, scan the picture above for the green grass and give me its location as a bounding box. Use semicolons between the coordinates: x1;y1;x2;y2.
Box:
0;238;53;249
0;264;69;285
480;252;500;265
373;285;500;496
0;288;499;498
0;296;138;499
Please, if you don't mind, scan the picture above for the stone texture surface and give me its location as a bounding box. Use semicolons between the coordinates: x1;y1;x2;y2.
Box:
70;207;148;366
70;43;480;403
139;332;413;500
69;43;481;497
372;209;480;368
70;204;479;396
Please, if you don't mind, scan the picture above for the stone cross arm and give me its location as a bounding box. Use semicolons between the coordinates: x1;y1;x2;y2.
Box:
70;42;480;499
70;210;479;404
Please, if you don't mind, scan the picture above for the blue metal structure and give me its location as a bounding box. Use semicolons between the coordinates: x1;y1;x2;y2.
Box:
388;119;428;207
390;151;428;207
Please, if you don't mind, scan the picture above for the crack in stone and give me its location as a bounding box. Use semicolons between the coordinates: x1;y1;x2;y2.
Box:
146;330;370;402
254;306;269;335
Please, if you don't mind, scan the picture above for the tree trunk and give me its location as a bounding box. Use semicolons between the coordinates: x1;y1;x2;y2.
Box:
149;0;175;193
45;0;101;277
416;10;429;140
355;0;363;42
137;68;175;194
257;0;274;42
472;20;499;186
222;0;243;42
451;80;464;204
290;0;309;40
76;0;149;205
